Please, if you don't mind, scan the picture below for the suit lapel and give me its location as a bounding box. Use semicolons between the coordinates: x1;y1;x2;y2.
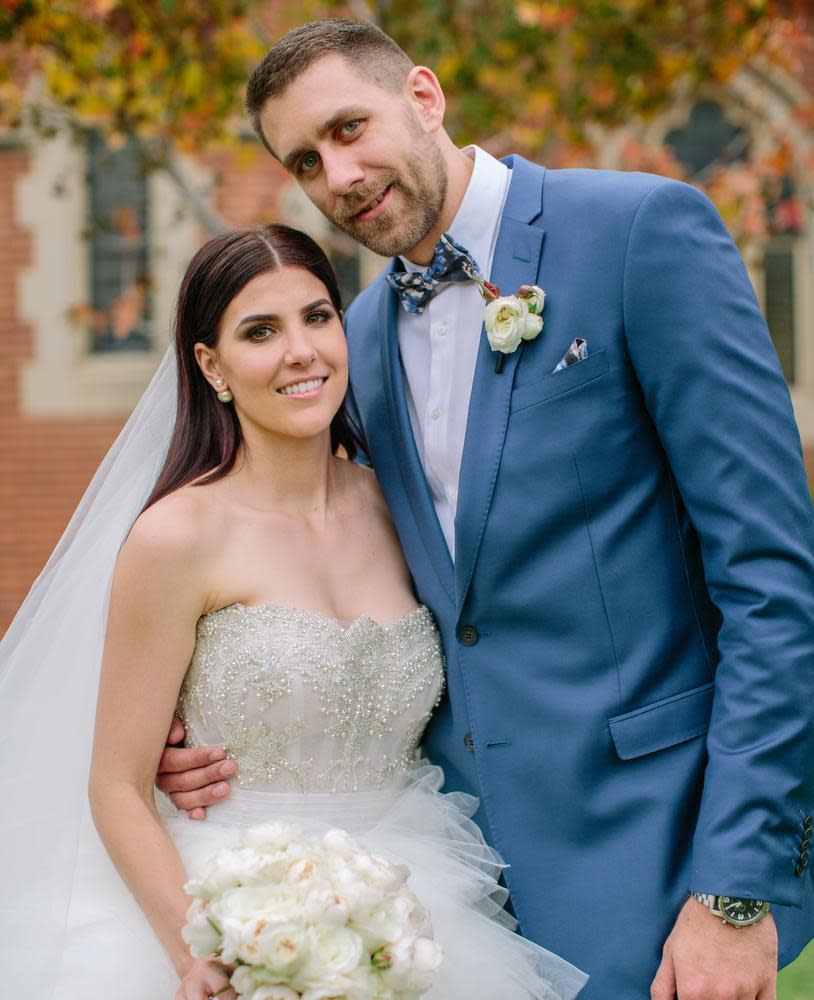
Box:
376;275;456;603
454;157;546;608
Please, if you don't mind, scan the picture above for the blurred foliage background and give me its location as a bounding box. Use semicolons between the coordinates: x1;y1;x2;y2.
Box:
1;0;812;243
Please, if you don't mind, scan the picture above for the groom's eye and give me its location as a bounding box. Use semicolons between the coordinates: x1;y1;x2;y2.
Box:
300;152;319;173
340;120;360;138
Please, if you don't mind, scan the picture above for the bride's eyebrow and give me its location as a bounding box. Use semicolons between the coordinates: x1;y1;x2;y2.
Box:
233;299;333;333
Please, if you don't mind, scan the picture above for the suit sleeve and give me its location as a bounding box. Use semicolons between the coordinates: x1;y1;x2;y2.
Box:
622;178;814;907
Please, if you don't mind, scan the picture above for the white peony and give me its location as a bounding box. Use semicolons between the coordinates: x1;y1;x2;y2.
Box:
322;828;364;861
409;936;444;990
181;897;222;958
241;821;303;851
302;885;351;927
294;925;364;990
255;920;308;977
231;965;278;995
249;987;300;1000
185;846;268;900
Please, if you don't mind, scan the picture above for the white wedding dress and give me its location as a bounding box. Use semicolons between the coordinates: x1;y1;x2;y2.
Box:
54;601;587;999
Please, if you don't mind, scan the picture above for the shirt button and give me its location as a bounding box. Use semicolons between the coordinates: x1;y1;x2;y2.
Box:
458;625;479;646
463;732;475;752
431;408;441;420
436;323;448;336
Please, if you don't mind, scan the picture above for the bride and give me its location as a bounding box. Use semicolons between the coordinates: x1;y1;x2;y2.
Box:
0;223;586;999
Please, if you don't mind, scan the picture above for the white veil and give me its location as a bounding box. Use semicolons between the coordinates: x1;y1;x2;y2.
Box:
0;347;178;995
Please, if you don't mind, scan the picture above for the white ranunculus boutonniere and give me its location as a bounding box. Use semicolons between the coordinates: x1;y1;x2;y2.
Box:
461;262;546;372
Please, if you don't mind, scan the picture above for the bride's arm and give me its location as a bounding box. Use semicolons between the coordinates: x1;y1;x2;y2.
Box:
88;500;221;983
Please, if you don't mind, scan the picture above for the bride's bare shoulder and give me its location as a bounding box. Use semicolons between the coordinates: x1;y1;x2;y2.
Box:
122;482;227;567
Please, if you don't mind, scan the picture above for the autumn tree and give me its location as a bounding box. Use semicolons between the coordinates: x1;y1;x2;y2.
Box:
0;0;811;242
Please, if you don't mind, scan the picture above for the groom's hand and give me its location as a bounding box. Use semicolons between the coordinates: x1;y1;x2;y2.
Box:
155;716;236;820
651;896;778;1000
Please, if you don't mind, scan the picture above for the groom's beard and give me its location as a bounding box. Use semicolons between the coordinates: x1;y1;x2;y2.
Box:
331;124;448;259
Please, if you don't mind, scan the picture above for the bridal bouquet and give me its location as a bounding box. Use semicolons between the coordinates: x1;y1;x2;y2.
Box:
182;822;443;1000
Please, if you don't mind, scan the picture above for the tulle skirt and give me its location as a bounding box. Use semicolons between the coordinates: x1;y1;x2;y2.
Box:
55;764;587;999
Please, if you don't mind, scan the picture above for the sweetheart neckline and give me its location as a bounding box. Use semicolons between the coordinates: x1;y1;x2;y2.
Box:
198;601;430;633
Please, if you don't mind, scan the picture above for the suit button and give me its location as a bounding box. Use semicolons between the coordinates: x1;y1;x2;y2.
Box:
463;732;475;752
458;625;479;646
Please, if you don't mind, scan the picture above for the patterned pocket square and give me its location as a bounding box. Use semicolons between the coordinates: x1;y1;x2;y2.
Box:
553;338;588;373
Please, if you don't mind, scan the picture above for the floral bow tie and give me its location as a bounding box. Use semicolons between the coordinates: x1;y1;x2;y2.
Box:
386;234;482;314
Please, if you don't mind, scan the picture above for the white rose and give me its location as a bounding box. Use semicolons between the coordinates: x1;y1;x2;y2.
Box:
410;936;444;990
330;865;381;916
241;821;303;851
299;982;355;1000
483;296;528;354
379;933;443;992
181;898;222;958
255;920;308;977
302;885;350;927
294;925;364;990
521;310;543;340
212;885;304;965
340;966;397;1000
322;828;364;861
351;898;406;952
518;284;546;316
230;965;275;995
213;884;303;925
249;987;300;1000
350;853;407;894
186;846;268;900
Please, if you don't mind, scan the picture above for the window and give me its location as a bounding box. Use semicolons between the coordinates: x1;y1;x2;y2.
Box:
665;99;749;176
86;132;151;352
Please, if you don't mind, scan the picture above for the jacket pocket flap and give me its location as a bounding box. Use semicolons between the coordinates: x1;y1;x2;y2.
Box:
608;681;714;761
510;349;609;413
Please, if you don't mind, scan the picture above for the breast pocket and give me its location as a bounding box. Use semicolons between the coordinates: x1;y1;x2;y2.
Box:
510;349;610;413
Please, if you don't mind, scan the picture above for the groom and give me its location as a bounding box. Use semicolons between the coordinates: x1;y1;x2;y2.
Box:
159;18;814;998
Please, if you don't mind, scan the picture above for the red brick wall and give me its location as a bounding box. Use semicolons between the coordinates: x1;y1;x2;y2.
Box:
0;147;126;633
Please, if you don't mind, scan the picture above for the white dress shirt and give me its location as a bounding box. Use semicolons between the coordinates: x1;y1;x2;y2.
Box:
397;145;510;557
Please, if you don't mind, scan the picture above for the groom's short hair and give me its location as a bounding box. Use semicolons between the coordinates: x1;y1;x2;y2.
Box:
246;18;413;153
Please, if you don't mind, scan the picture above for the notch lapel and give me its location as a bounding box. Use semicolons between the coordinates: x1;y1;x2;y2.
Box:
376;276;456;603
454;157;546;609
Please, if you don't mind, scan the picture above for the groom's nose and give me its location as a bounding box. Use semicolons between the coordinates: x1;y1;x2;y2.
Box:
321;147;365;197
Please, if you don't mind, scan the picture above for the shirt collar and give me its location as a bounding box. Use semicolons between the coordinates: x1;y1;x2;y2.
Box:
399;145;510;276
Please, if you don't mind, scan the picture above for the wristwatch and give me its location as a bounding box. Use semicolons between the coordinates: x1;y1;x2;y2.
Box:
691;892;771;927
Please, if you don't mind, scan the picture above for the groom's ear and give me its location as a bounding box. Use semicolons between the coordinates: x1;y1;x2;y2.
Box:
405;65;446;133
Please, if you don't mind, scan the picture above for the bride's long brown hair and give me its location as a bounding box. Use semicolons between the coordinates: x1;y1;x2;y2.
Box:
143;224;362;511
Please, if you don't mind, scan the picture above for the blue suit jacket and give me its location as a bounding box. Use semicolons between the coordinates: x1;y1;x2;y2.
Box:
345;157;814;997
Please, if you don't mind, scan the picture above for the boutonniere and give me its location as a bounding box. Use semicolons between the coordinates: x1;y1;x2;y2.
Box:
462;264;546;373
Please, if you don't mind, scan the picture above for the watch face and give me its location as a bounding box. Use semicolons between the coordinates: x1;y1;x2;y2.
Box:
720;897;769;926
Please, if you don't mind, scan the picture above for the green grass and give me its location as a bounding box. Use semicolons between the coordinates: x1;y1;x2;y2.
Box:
778;941;814;1000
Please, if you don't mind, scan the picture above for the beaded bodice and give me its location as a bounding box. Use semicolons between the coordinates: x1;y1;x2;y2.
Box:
177;603;444;794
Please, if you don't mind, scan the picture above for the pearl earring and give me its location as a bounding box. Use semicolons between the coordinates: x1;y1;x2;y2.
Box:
214;378;233;403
